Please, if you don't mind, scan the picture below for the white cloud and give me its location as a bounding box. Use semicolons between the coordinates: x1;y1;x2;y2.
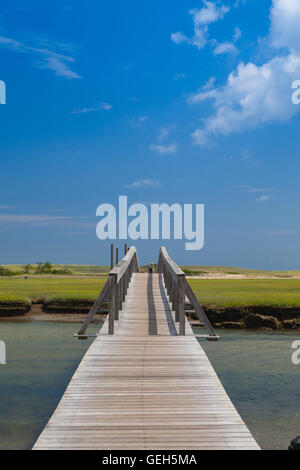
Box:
233;27;242;42
0;214;71;224
157;125;174;142
203;77;216;90
171;1;229;51
191;2;229;26
150;143;178;155
171;32;188;45
190;0;300;145
236;185;277;193
0;213;95;228
126;179;159;188
256;195;270;203
213;41;238;55
71;102;113;114
0;205;12;209
270;0;300;53
191;54;300;145
0;35;80;79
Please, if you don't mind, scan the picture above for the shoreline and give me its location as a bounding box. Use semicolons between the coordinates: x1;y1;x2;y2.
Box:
0;303;300;330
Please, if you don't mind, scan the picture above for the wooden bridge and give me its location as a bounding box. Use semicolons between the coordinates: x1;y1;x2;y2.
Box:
33;247;259;450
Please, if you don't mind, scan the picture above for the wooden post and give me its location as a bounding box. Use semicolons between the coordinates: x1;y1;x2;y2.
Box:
109;275;117;334
124;244;127;256
171;278;176;311
110;244;114;270
122;275;126;301
175;288;180;322
116;247;119;265
178;275;185;335
118;280;122;311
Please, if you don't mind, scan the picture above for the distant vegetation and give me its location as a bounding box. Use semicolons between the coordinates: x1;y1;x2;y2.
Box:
34;262;72;275
0;266;16;276
1;263;110;276
181;266;300;278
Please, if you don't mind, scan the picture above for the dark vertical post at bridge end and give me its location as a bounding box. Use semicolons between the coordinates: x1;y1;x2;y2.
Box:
110;244;114;270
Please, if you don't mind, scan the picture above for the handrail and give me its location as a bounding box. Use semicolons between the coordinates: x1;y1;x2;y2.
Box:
158;247;186;335
75;246;139;339
158;246;218;340
108;246;139;334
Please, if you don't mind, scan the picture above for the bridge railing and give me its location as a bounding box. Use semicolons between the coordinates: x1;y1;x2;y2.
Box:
75;246;139;339
108;246;139;334
158;247;219;340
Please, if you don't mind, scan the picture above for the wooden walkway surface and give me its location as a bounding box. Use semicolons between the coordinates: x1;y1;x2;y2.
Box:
33;273;259;450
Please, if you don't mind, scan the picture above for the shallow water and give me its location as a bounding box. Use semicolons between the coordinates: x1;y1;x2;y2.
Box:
0;321;98;450
0;322;299;450
198;329;300;450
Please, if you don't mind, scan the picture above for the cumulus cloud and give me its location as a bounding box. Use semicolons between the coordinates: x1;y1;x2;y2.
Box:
171;1;229;51
189;0;300;145
213;41;238;55
270;0;300;53
150;143;178;155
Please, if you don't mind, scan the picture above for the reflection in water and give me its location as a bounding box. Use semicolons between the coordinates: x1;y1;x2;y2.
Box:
0;322;299;449
198;329;300;450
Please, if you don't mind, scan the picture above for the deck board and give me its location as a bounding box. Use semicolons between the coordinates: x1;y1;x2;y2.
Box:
33;273;259;450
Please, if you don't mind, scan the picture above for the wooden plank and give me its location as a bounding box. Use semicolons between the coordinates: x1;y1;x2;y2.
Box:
33;273;259;450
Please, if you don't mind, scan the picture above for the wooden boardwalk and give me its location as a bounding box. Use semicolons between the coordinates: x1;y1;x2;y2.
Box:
33;273;259;450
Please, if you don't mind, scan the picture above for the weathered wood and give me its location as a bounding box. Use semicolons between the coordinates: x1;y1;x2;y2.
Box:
110;247;139;283
76;279;110;337
34;273;259;450
158;247;217;340
183;278;218;339
178;275;185;336
109;275;116;334
110;243;114;270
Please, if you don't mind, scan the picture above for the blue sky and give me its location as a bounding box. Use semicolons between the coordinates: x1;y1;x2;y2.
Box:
1;0;300;269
